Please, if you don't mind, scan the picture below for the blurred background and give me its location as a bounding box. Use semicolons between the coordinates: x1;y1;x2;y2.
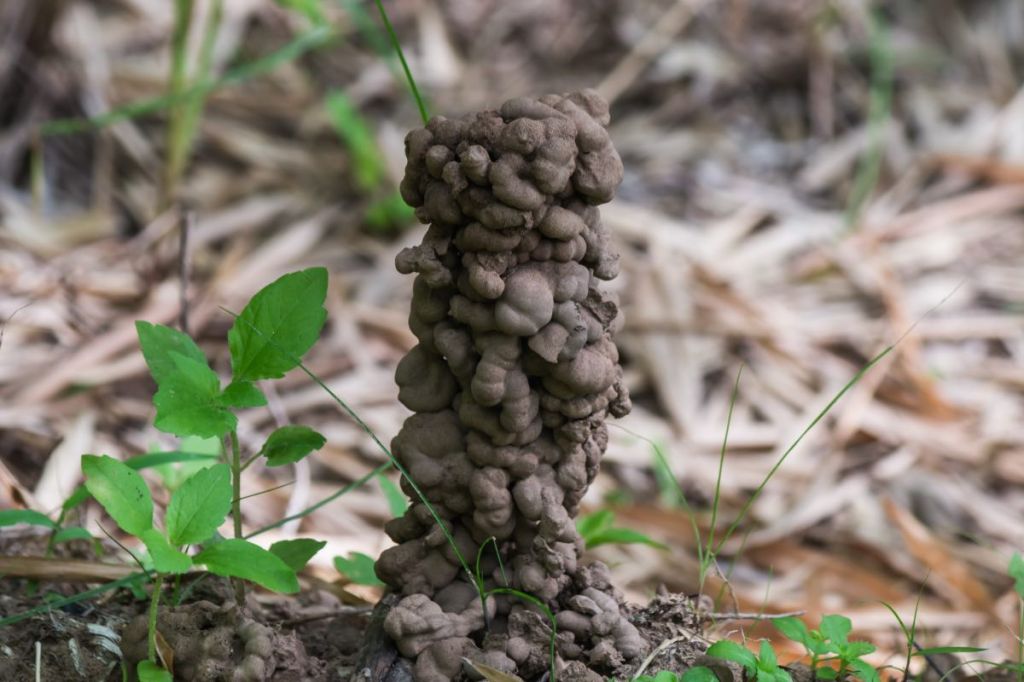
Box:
1;0;1023;672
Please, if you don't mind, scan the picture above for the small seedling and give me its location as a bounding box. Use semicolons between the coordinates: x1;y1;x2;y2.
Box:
706;639;792;682
773;614;878;682
577;508;668;551
73;267;335;679
334;552;384;587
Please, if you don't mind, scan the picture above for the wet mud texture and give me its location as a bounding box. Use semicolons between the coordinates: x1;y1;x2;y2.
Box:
377;90;644;681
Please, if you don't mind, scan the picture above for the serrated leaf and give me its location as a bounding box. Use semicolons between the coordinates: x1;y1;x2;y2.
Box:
681;667;717;682
194;538;299;593
849;659;880;682
820;614;852;645
165;463;232;546
269;539;326;573
152;352;236;438
228;267;328;382
261;425;326;467
378;473;408;517
1010;553;1024;597
842;641;876;658
584;527;668;551
0;509;55;529
334;552;384;586
136;321;208;385
138;660;173;682
220;381;267;408
140;529;192;574
81;455;153;536
706;641;757;675
576;509;614;539
64;450;220;513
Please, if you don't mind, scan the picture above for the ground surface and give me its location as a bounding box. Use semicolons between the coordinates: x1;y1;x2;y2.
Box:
2;0;1024;680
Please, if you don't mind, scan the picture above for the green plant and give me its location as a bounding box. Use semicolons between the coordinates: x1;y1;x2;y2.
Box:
576;508;667;551
80;455;313;681
773;615;877;682
70;267;336;679
706;639;791;682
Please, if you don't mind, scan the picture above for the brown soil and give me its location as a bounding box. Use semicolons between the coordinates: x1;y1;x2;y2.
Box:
0;535;708;681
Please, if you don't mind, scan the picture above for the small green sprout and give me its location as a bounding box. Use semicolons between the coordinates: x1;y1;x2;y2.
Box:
577;508;668;551
773;614;878;682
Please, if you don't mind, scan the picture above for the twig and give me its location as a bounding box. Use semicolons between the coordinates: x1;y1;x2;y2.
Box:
707;610;806;621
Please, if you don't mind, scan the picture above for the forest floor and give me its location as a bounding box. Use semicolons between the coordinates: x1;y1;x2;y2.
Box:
1;0;1023;680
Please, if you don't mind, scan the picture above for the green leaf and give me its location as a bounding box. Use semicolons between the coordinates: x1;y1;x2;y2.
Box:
912;646;986;656
51;527;103;556
841;641;877;659
152;352;236;438
1009;552;1024;597
269;539;326;573
334;552;384;586
820;614;852;645
848;659;880;682
194;538;299;593
707;641;757;675
0;509;55;529
681;666;717;682
81;455;153;536
135;321;208;385
583;527;668;551
576;509;614;539
137;660;173;682
758;640;779;670
773;616;811;646
63;449;221;515
816;667;838;680
220;381;268;408
165;463;232;546
51;527;93;543
377;473;408;517
227;267;328;382
140;529;192;574
261;425;326;467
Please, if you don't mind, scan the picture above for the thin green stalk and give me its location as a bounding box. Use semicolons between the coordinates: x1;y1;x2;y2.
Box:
373;0;429;124
703;365;743;590
247;463;389;539
229;429;245;604
713;345;893;555
0;574;147;628
147;575;165;662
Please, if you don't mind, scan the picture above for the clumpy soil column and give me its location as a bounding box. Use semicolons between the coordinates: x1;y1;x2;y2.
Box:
376;90;646;681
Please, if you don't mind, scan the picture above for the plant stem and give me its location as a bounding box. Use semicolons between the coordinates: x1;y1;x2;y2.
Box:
373;0;429;124
229;429;245;605
147;574;165;663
